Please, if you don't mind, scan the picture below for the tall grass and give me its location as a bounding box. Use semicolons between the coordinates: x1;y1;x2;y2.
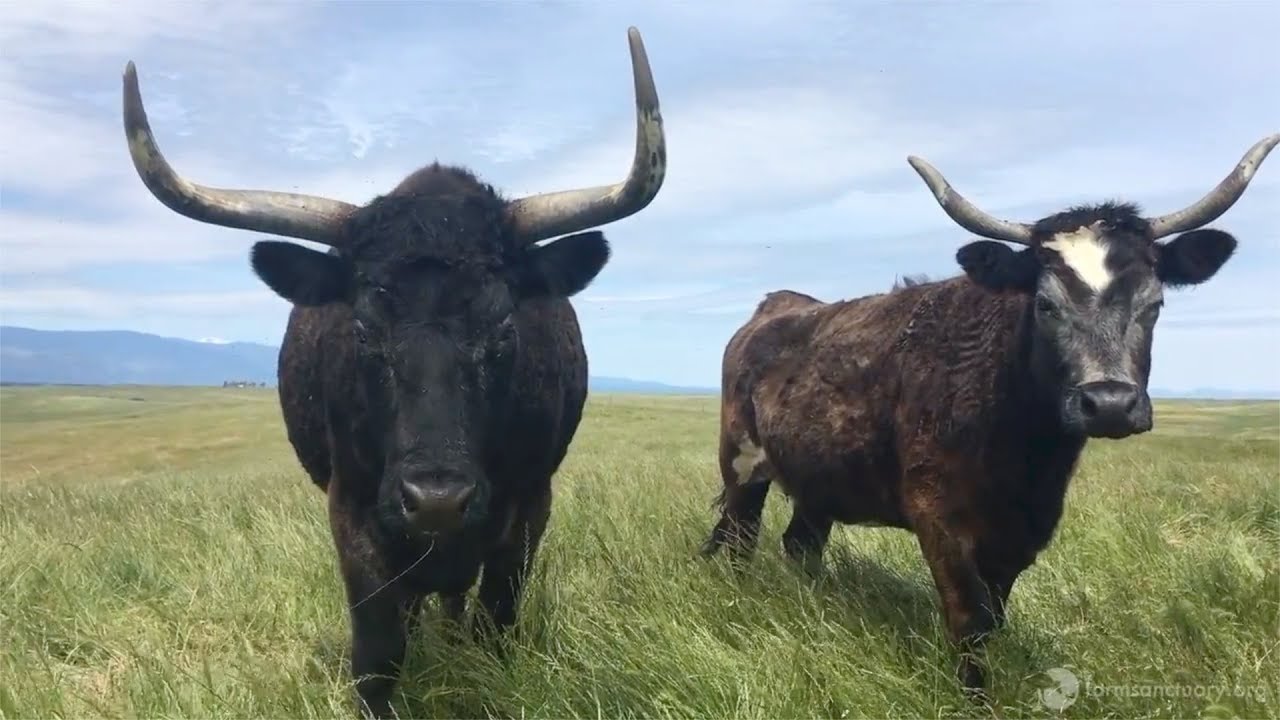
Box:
2;386;1277;718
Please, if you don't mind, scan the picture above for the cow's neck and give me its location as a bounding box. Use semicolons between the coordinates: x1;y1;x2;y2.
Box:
998;292;1087;546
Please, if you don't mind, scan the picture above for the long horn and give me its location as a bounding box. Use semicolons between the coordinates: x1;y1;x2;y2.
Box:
907;156;1033;245
505;26;667;246
122;62;357;246
1146;133;1280;239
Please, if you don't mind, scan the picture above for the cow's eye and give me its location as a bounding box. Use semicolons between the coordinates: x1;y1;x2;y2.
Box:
1034;296;1060;318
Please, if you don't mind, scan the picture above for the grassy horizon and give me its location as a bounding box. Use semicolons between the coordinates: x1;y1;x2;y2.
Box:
1;385;1277;718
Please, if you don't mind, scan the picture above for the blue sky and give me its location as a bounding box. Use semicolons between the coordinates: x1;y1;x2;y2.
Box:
2;1;1278;391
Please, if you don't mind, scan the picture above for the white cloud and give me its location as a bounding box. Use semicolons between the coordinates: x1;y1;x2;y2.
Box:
0;1;297;62
2;1;1277;392
687;301;759;317
508;83;1071;226
579;283;724;305
0;0;310;198
0;210;243;273
0;70;122;194
0;284;281;319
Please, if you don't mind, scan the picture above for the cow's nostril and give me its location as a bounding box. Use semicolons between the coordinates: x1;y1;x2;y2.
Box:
1079;392;1098;418
400;479;476;533
1120;390;1138;413
450;484;475;515
400;481;428;514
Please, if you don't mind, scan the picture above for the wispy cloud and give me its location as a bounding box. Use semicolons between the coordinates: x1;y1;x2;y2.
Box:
0;284;279;319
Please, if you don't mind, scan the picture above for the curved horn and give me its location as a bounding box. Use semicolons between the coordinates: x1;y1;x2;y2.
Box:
1146;133;1280;239
907;156;1033;245
121;62;357;246
505;26;667;246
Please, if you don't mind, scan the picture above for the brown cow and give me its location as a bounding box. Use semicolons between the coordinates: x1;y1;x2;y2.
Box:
699;134;1278;695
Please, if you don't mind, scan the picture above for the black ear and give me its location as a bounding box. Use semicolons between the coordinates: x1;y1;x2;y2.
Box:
514;231;611;299
956;240;1039;292
1156;229;1236;287
250;241;353;306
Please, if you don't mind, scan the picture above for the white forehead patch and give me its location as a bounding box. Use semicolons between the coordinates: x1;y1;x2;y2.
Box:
1043;225;1112;293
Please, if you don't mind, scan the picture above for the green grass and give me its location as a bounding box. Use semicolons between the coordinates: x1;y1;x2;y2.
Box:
1;385;1277;719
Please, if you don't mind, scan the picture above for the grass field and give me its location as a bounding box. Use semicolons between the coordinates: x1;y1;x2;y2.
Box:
2;385;1277;719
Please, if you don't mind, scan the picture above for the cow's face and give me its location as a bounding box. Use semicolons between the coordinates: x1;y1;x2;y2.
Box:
956;204;1236;439
250;168;610;541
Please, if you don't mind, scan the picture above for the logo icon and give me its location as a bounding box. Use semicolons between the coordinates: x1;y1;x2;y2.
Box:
1039;666;1081;711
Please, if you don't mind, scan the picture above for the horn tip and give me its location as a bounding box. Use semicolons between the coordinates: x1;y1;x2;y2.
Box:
905;155;936;177
625;26;658;111
627;26;649;58
627;26;647;57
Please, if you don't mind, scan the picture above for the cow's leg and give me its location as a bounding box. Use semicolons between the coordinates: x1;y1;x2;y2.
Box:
473;489;551;644
781;501;833;574
913;515;999;700
983;569;1018;631
700;477;771;565
329;493;417;718
976;545;1036;630
700;435;772;564
340;565;417;719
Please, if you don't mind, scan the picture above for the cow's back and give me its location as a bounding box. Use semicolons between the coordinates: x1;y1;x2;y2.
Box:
724;280;989;525
720;291;825;446
739;276;1041;524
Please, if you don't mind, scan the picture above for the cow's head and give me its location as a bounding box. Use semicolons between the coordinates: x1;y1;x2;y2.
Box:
908;134;1277;439
120;28;666;540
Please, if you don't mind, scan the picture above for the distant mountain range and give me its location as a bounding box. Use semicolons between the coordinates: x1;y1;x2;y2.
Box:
1;326;1274;399
0;326;717;394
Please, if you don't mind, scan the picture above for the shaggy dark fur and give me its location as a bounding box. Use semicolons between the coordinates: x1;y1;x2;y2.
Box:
252;162;611;717
700;202;1238;696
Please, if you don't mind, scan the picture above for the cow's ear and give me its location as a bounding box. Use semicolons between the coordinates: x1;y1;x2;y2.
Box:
956;240;1039;292
250;241;353;306
513;231;611;300
1157;229;1236;287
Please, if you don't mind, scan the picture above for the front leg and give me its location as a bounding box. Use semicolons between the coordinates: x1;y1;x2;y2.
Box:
329;499;419;719
473;491;550;644
341;565;419;718
913;514;1000;700
976;544;1036;631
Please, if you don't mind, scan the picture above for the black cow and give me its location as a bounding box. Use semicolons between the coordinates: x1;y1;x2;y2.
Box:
120;28;667;717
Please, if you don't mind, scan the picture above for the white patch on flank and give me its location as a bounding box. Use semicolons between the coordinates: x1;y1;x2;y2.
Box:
1043;225;1113;293
731;438;768;485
